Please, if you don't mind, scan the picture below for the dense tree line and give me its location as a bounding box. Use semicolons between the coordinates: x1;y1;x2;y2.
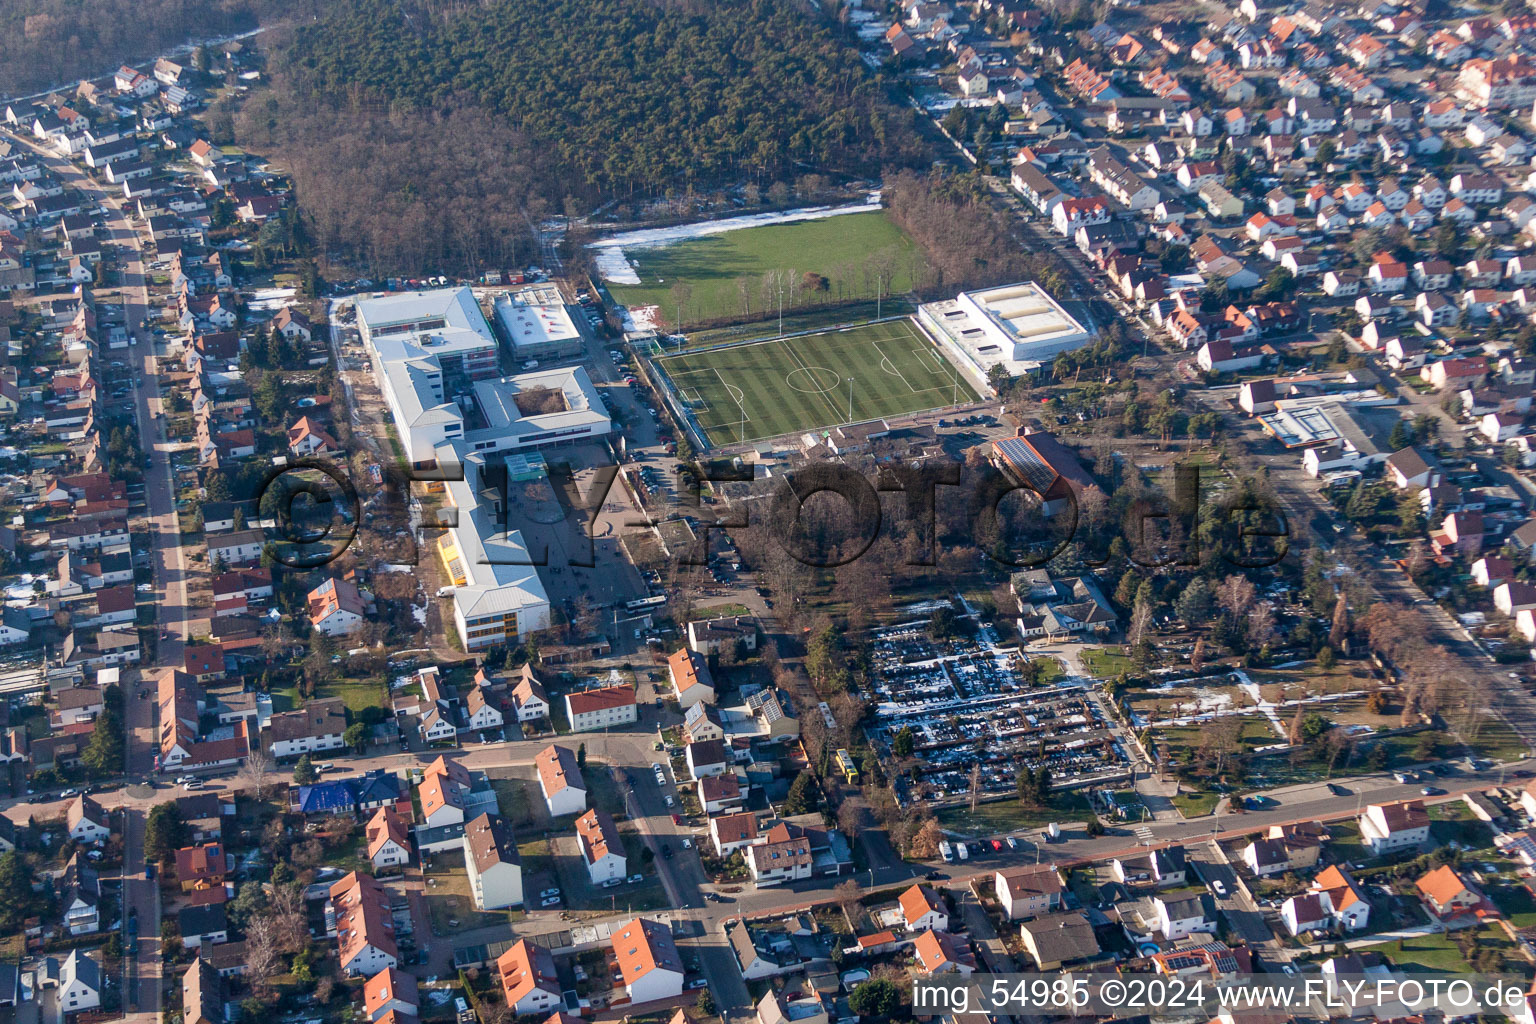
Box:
884;169;1067;298
263;0;926;199
0;0;311;96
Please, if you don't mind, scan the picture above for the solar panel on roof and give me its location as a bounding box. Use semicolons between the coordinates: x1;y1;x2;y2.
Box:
994;437;1059;492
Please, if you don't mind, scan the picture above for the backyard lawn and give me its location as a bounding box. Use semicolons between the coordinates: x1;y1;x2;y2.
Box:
1387;926;1519;974
423;852;509;933
492;776;541;830
271;678;386;714
583;765;627;817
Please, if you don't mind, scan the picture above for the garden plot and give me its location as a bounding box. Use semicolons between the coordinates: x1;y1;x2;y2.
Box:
863;621;1131;805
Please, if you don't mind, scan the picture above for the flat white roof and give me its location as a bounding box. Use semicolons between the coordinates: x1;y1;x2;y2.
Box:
356;287;493;338
469;366;611;443
356;287;498;360
494;285;580;351
437;445;551;620
964;282;1087;348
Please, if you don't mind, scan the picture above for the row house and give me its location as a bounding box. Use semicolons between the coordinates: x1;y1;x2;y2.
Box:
1088;149;1158;210
1063;59;1121;101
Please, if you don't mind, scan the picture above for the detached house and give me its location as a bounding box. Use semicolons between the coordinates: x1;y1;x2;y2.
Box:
365;807;412;871
1415;864;1485;918
994;865;1065;919
667;648;716;709
575;808;626;885
535;744;587;817
308;578;367;636
1360;801;1430;853
1281;864;1370;934
899;885;950;932
67;794;110;842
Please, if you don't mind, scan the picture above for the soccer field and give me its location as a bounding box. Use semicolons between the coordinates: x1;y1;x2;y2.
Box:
656;319;979;446
605;211;918;324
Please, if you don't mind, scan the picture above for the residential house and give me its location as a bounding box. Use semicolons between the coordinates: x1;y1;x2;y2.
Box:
67;794;110;842
1156;895;1214;939
329;872;398;976
1019;913;1100;970
366;807;412;871
612;918;684;1003
1415;864;1484;918
564;685;637;732
58;951;101;1012
710;812;763;858
463;812;522;911
685;738;729;779
364;968;419;1023
912;930;977;975
994;866;1065;919
510;664;550;722
497;940;562;1016
667;648;716;709
265;697;347;759
308;578;367;636
575;808;626;885
1359;801;1430;853
899;885;950;932
535;744;587;817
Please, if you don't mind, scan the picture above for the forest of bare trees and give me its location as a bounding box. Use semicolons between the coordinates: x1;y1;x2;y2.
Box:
235;95;548;276
0;0;315;96
884;169;1074;299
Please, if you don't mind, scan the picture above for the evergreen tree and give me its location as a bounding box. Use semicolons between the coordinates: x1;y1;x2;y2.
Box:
0;852;39;931
293;755;317;785
1174;577;1212;625
784;772;819;815
145;802;189;862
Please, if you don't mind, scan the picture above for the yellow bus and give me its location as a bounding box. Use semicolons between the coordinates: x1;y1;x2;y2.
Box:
835;748;859;784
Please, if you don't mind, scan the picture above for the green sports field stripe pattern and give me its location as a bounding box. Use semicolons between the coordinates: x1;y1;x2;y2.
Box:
657;319;980;446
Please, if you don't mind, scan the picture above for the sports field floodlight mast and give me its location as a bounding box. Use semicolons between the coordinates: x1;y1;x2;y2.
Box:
847;377;854;423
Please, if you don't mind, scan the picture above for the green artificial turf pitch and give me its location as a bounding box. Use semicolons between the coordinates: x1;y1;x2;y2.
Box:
656;318;978;445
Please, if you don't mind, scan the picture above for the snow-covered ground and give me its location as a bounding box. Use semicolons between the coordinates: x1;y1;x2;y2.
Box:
589;194;883;286
246;286;296;313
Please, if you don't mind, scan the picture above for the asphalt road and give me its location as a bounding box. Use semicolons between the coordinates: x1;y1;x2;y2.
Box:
2;126;178;1024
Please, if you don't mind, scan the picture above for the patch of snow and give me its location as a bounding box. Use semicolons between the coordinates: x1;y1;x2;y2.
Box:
246;286;296;312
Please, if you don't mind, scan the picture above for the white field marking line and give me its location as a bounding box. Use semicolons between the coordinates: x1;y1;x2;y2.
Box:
714;368;751;426
908;347;962;393
780;335;849;425
869;338;924;395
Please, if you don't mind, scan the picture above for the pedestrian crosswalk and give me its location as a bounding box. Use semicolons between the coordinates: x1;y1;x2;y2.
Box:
1133;825;1155;841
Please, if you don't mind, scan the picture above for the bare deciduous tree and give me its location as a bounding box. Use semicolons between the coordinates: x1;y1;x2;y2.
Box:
1216;575;1256;620
237;748;274;802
